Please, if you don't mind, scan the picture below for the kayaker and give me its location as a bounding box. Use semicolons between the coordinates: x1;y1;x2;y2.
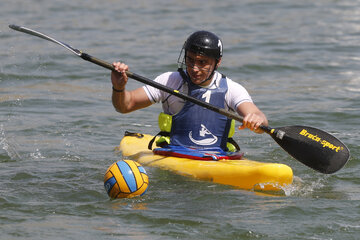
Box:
111;30;268;154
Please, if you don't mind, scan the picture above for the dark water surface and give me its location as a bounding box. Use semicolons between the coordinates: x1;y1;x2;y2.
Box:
1;0;359;239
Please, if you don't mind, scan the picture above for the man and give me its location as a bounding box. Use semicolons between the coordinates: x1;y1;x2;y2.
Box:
111;31;268;153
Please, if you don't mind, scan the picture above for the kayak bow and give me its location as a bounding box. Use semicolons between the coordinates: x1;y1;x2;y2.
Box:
118;132;293;192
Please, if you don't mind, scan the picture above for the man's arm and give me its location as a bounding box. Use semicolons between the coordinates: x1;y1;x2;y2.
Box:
236;102;268;133
111;62;152;113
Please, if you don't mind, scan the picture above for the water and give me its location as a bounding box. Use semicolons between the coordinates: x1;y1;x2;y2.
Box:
1;0;359;239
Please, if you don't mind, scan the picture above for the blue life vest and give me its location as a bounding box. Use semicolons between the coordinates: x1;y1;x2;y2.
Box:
170;70;232;150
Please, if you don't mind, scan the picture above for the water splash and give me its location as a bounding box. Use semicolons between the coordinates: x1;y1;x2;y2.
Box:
251;175;331;198
282;175;328;197
0;124;21;160
29;148;45;159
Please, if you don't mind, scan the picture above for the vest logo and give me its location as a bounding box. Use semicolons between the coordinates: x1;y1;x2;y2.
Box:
189;124;218;146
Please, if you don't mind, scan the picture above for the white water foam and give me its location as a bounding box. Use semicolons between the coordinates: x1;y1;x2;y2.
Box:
0;124;21;160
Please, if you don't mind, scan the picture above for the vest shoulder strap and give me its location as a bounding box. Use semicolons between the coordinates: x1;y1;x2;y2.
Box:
148;131;170;150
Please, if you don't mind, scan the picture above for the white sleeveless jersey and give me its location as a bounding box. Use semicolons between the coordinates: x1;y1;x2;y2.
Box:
143;71;253;115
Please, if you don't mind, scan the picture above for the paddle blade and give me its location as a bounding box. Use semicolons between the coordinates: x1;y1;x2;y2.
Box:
269;125;350;174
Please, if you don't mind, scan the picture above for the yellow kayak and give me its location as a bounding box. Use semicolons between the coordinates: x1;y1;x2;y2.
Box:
118;132;293;192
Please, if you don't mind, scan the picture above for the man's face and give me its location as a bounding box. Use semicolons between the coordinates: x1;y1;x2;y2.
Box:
185;51;218;86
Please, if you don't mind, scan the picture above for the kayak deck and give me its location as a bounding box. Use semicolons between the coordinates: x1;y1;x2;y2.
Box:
118;133;293;192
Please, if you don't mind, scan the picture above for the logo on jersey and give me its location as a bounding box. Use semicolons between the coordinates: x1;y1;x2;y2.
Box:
189;124;218;146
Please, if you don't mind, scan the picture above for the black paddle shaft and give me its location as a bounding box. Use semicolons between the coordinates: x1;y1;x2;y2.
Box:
9;24;350;174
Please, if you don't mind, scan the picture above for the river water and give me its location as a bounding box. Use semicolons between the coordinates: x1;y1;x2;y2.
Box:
1;0;359;239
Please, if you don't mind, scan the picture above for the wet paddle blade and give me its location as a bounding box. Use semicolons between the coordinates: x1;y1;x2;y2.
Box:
269;125;350;174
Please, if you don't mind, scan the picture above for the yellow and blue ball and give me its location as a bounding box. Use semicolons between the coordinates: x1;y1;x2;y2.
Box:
104;160;149;199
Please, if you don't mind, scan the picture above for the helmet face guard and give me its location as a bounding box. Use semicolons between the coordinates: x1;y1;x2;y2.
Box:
177;31;223;83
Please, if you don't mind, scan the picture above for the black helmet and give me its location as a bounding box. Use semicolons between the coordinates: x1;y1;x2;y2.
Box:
184;31;223;60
